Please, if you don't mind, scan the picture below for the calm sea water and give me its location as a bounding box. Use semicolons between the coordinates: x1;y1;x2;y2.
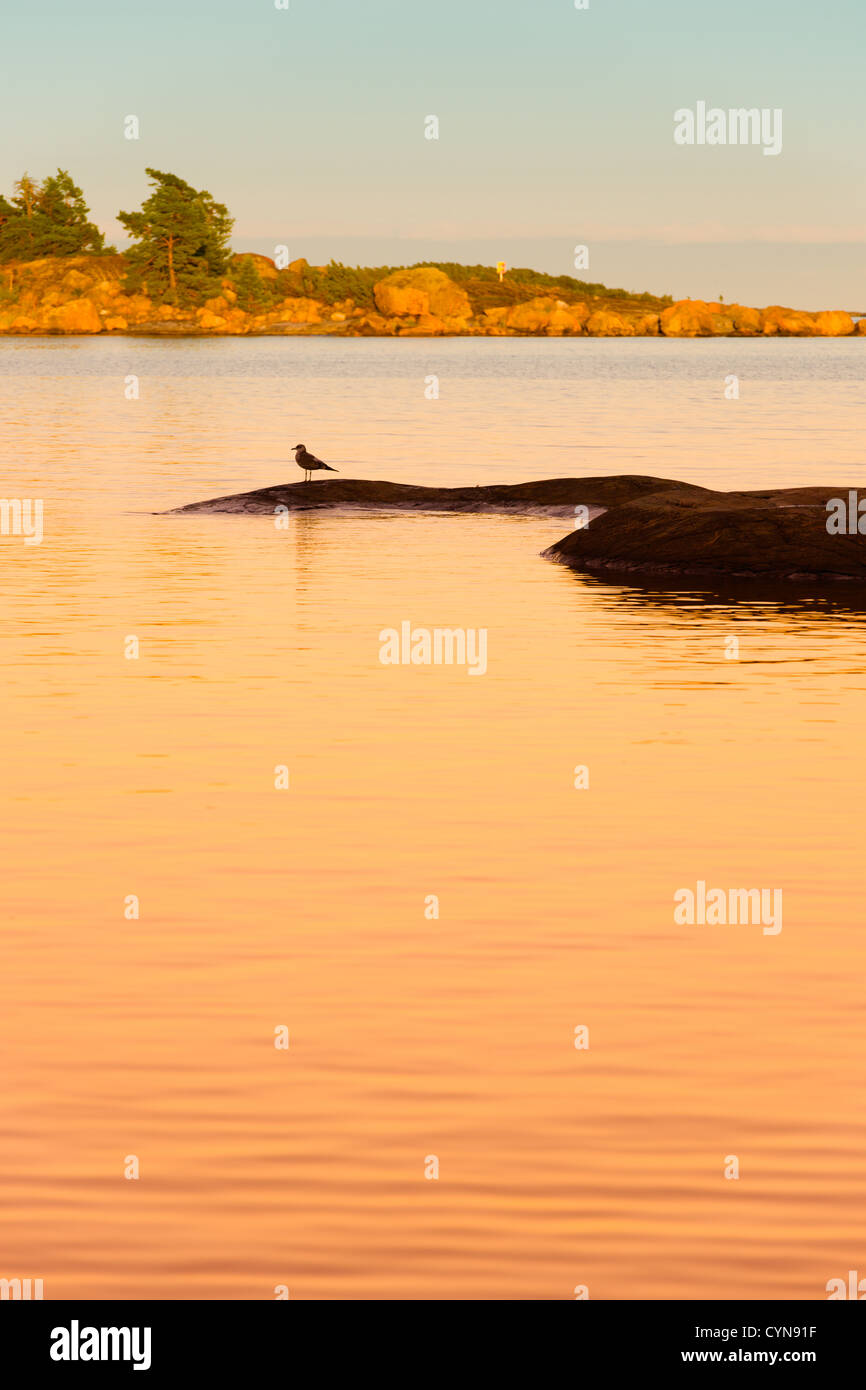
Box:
0;336;864;1299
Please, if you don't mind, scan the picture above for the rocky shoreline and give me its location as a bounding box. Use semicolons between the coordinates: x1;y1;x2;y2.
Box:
2;254;863;338
171;475;866;581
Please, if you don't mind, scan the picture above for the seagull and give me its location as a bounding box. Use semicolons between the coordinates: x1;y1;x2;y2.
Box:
294;444;338;483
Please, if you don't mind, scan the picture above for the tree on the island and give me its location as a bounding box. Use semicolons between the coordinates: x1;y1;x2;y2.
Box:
15;174;38;218
117;169;233;303
0;169;105;263
233;255;268;312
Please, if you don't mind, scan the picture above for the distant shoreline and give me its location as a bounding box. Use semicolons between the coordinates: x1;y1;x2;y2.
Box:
2;254;863;339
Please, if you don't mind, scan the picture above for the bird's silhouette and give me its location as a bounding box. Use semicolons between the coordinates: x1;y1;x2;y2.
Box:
294;444;338;483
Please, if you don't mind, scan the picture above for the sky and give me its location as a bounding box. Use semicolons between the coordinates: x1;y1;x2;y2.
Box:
1;0;863;307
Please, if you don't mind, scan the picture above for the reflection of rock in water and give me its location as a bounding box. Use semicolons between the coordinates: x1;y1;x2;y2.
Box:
559;567;866;620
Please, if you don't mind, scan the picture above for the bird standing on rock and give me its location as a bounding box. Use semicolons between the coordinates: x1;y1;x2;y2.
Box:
294;444;338;483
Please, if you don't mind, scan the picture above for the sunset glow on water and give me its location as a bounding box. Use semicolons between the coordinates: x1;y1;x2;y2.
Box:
0;338;864;1298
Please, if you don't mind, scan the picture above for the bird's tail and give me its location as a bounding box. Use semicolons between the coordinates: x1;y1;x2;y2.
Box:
324;463;338;472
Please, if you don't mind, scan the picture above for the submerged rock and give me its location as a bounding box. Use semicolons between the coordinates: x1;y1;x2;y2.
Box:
170;474;704;517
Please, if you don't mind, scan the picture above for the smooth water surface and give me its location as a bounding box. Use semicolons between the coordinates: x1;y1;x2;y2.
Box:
0;336;864;1298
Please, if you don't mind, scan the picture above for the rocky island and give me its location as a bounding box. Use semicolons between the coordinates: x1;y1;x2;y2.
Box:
1;168;862;338
2;253;863;338
172;475;866;582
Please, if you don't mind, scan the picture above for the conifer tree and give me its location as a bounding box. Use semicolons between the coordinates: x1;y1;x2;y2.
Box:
234;256;268;312
0;169;104;262
117;169;233;303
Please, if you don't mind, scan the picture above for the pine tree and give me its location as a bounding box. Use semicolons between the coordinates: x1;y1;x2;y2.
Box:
0;169;104;263
234;256;267;312
15;174;39;218
117;169;233;303
37;171;104;253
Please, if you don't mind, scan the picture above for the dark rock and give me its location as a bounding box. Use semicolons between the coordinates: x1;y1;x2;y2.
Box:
169;474;707;517
170;473;866;582
543;487;866;580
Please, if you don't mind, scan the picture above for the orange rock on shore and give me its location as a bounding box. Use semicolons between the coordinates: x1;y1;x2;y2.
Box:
585;309;632;336
273;297;322;324
660;300;733;336
727;304;763;334
374;267;471;323
501;298;564;331
812;310;855;336
761;305;816;336
42;298;103;333
631;312;660;335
